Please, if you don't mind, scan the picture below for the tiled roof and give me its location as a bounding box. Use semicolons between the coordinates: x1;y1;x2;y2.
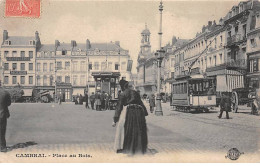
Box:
38;44;55;52
4;36;35;46
39;42;126;52
173;39;189;48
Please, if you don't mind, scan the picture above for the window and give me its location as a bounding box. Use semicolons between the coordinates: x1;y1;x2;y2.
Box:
29;40;35;45
4;76;9;84
20;76;25;84
214;56;216;66
50;76;53;85
228;31;231;38
250;38;257;47
20;51;25;57
29;51;33;59
101;62;106;70
108;62;112;70
12;63;17;70
65;62;70;70
220;35;223;43
12;51;17;57
37;63;41;71
57;61;62;70
12;76;17;84
65;76;70;83
219;54;222;64
235;26;238;34
73;75;78;85
80;75;85;85
43;63;47;72
115;63;119;70
4;41;11;45
94;62;99;70
43;76;47;85
62;50;67;55
4;63;9;70
29;63;33;71
121;62;126;70
73;62;78;71
50;63;54;72
37;76;41;85
29;76;33;85
57;76;62;83
20;63;25;71
88;63;92;70
4;51;9;57
80;61;86;71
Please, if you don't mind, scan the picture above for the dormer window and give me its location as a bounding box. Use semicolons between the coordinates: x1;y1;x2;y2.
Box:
62;50;67;55
4;40;11;45
29;40;36;45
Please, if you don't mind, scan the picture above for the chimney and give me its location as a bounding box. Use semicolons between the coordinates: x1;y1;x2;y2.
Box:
55;40;60;48
86;39;91;49
172;36;177;45
35;31;39;39
3;30;8;42
71;40;77;47
202;25;206;33
115;41;120;47
208;21;212;27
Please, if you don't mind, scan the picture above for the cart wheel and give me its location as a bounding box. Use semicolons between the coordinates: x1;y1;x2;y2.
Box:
231;92;238;113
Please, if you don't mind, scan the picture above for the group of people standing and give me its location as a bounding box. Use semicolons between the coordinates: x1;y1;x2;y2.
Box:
88;91;111;111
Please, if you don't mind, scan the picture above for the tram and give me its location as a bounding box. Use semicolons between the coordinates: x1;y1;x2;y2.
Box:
91;72;121;109
170;75;217;112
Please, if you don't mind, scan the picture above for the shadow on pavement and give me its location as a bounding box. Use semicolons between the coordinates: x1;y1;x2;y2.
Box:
6;141;37;152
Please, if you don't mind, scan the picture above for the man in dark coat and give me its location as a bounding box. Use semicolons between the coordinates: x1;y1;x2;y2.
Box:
89;92;95;110
149;94;155;113
218;92;231;119
0;87;11;152
84;91;89;109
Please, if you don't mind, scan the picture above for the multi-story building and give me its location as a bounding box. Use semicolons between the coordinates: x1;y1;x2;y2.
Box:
36;39;132;101
172;0;260;95
1;30;132;101
247;7;260;88
0;30;40;96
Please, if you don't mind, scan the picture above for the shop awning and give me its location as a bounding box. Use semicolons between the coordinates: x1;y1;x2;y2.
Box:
23;89;33;96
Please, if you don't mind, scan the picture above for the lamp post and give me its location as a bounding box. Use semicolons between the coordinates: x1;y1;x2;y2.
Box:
155;0;164;116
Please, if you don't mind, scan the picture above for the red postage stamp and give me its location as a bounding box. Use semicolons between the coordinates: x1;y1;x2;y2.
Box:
5;0;40;18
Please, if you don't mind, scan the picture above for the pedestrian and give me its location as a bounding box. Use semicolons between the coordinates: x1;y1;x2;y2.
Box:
105;93;111;110
218;92;231;119
95;92;101;111
58;94;62;105
89;92;95;110
79;94;83;105
113;79;148;155
100;91;106;110
85;91;89;109
0;87;12;152
149;94;155;113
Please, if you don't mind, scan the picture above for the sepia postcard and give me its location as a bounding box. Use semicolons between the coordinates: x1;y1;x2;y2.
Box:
0;0;260;163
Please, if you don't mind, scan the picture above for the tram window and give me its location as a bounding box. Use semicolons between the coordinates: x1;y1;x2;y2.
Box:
184;83;187;93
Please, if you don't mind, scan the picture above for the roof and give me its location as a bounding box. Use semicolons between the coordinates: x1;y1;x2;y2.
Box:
172;39;189;48
38;44;55;52
3;36;35;46
141;29;151;35
38;42;126;52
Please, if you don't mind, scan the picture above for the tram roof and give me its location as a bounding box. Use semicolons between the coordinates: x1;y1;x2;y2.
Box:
91;72;121;78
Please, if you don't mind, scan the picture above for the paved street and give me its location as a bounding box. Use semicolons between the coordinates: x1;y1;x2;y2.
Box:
0;102;259;162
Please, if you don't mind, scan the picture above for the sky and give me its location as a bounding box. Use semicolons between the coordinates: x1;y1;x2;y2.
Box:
0;0;243;73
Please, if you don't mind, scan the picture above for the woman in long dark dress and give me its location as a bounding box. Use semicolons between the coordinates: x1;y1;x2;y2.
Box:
113;79;148;154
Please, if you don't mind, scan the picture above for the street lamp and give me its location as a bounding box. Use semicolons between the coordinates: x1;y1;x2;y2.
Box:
155;0;165;116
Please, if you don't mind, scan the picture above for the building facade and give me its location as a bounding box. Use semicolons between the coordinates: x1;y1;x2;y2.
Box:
171;0;260;95
0;30;40;96
1;31;132;101
247;7;260;88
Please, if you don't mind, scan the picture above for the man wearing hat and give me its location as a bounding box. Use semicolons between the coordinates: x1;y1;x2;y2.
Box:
0;87;12;152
